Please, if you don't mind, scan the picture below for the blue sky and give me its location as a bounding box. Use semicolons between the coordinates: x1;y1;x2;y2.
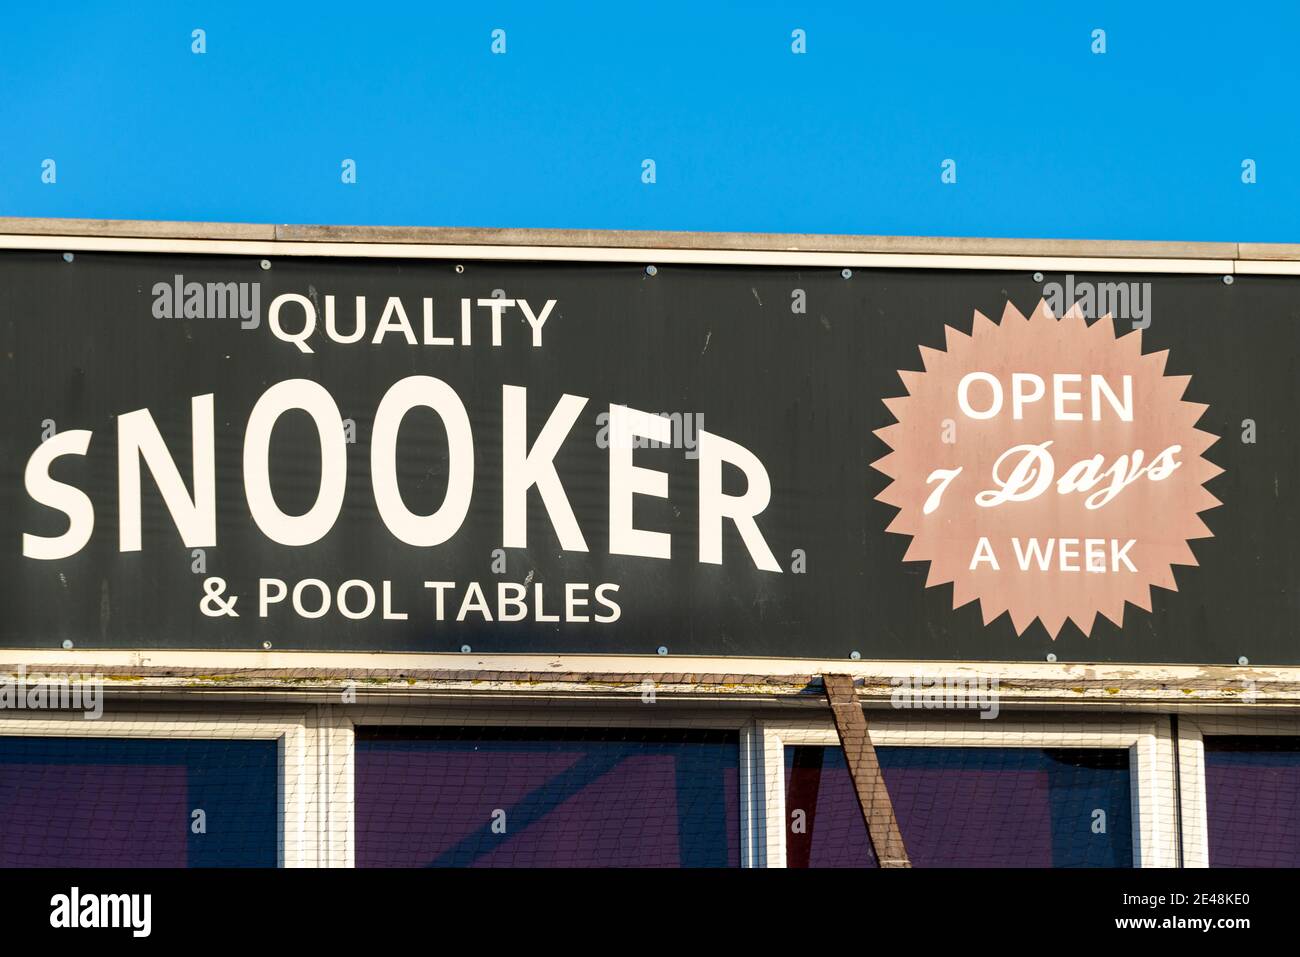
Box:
1;1;1296;241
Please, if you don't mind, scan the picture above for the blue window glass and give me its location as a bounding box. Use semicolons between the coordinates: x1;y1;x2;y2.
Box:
785;745;1132;867
0;736;279;867
356;727;739;867
1204;735;1300;867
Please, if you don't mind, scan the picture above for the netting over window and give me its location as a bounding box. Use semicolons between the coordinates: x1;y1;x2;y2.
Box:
355;727;740;867
1203;735;1300;867
4;709;1299;869
785;746;1133;867
0;737;278;867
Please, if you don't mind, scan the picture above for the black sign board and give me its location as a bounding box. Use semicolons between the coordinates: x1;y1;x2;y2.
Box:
0;249;1294;663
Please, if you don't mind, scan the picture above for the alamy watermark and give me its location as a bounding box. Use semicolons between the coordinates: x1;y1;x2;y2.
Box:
50;887;150;937
152;275;260;328
0;666;103;719
890;673;1000;719
596;410;703;459
1042;274;1151;330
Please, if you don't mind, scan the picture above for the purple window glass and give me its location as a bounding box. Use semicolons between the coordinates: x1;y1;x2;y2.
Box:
785;746;1132;867
356;727;740;867
0;736;278;867
1204;735;1300;867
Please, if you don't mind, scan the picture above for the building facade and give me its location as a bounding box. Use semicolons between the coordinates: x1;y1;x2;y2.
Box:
1;219;1298;867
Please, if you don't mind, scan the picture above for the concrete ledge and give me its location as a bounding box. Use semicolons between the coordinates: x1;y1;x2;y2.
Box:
0;216;1277;260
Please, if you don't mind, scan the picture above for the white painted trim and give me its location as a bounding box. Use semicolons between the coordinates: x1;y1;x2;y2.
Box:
0;232;1242;274
304;705;355;868
1134;718;1180;869
761;722;789;868
738;720;764;868
1176;719;1210;868
757;713;1172;867
1232;260;1300;276
0;708;309;866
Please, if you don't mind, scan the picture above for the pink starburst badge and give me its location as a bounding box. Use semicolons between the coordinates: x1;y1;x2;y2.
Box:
872;300;1223;639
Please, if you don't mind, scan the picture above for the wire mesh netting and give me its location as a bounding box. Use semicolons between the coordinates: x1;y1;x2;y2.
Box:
785;745;1132;867
0;736;278;867
0;711;1297;867
355;727;739;867
1202;734;1300;867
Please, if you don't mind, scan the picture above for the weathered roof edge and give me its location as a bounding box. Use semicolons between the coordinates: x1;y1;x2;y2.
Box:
4;664;1298;708
0;216;1295;260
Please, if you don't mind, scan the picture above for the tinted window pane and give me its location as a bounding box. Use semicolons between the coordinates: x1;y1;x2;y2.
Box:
0;736;279;867
1204;735;1300;867
356;727;739;867
785;746;1132;867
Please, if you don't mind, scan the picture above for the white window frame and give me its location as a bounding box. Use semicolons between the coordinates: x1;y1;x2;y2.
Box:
0;707;323;866
1175;713;1300;868
756;713;1177;868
